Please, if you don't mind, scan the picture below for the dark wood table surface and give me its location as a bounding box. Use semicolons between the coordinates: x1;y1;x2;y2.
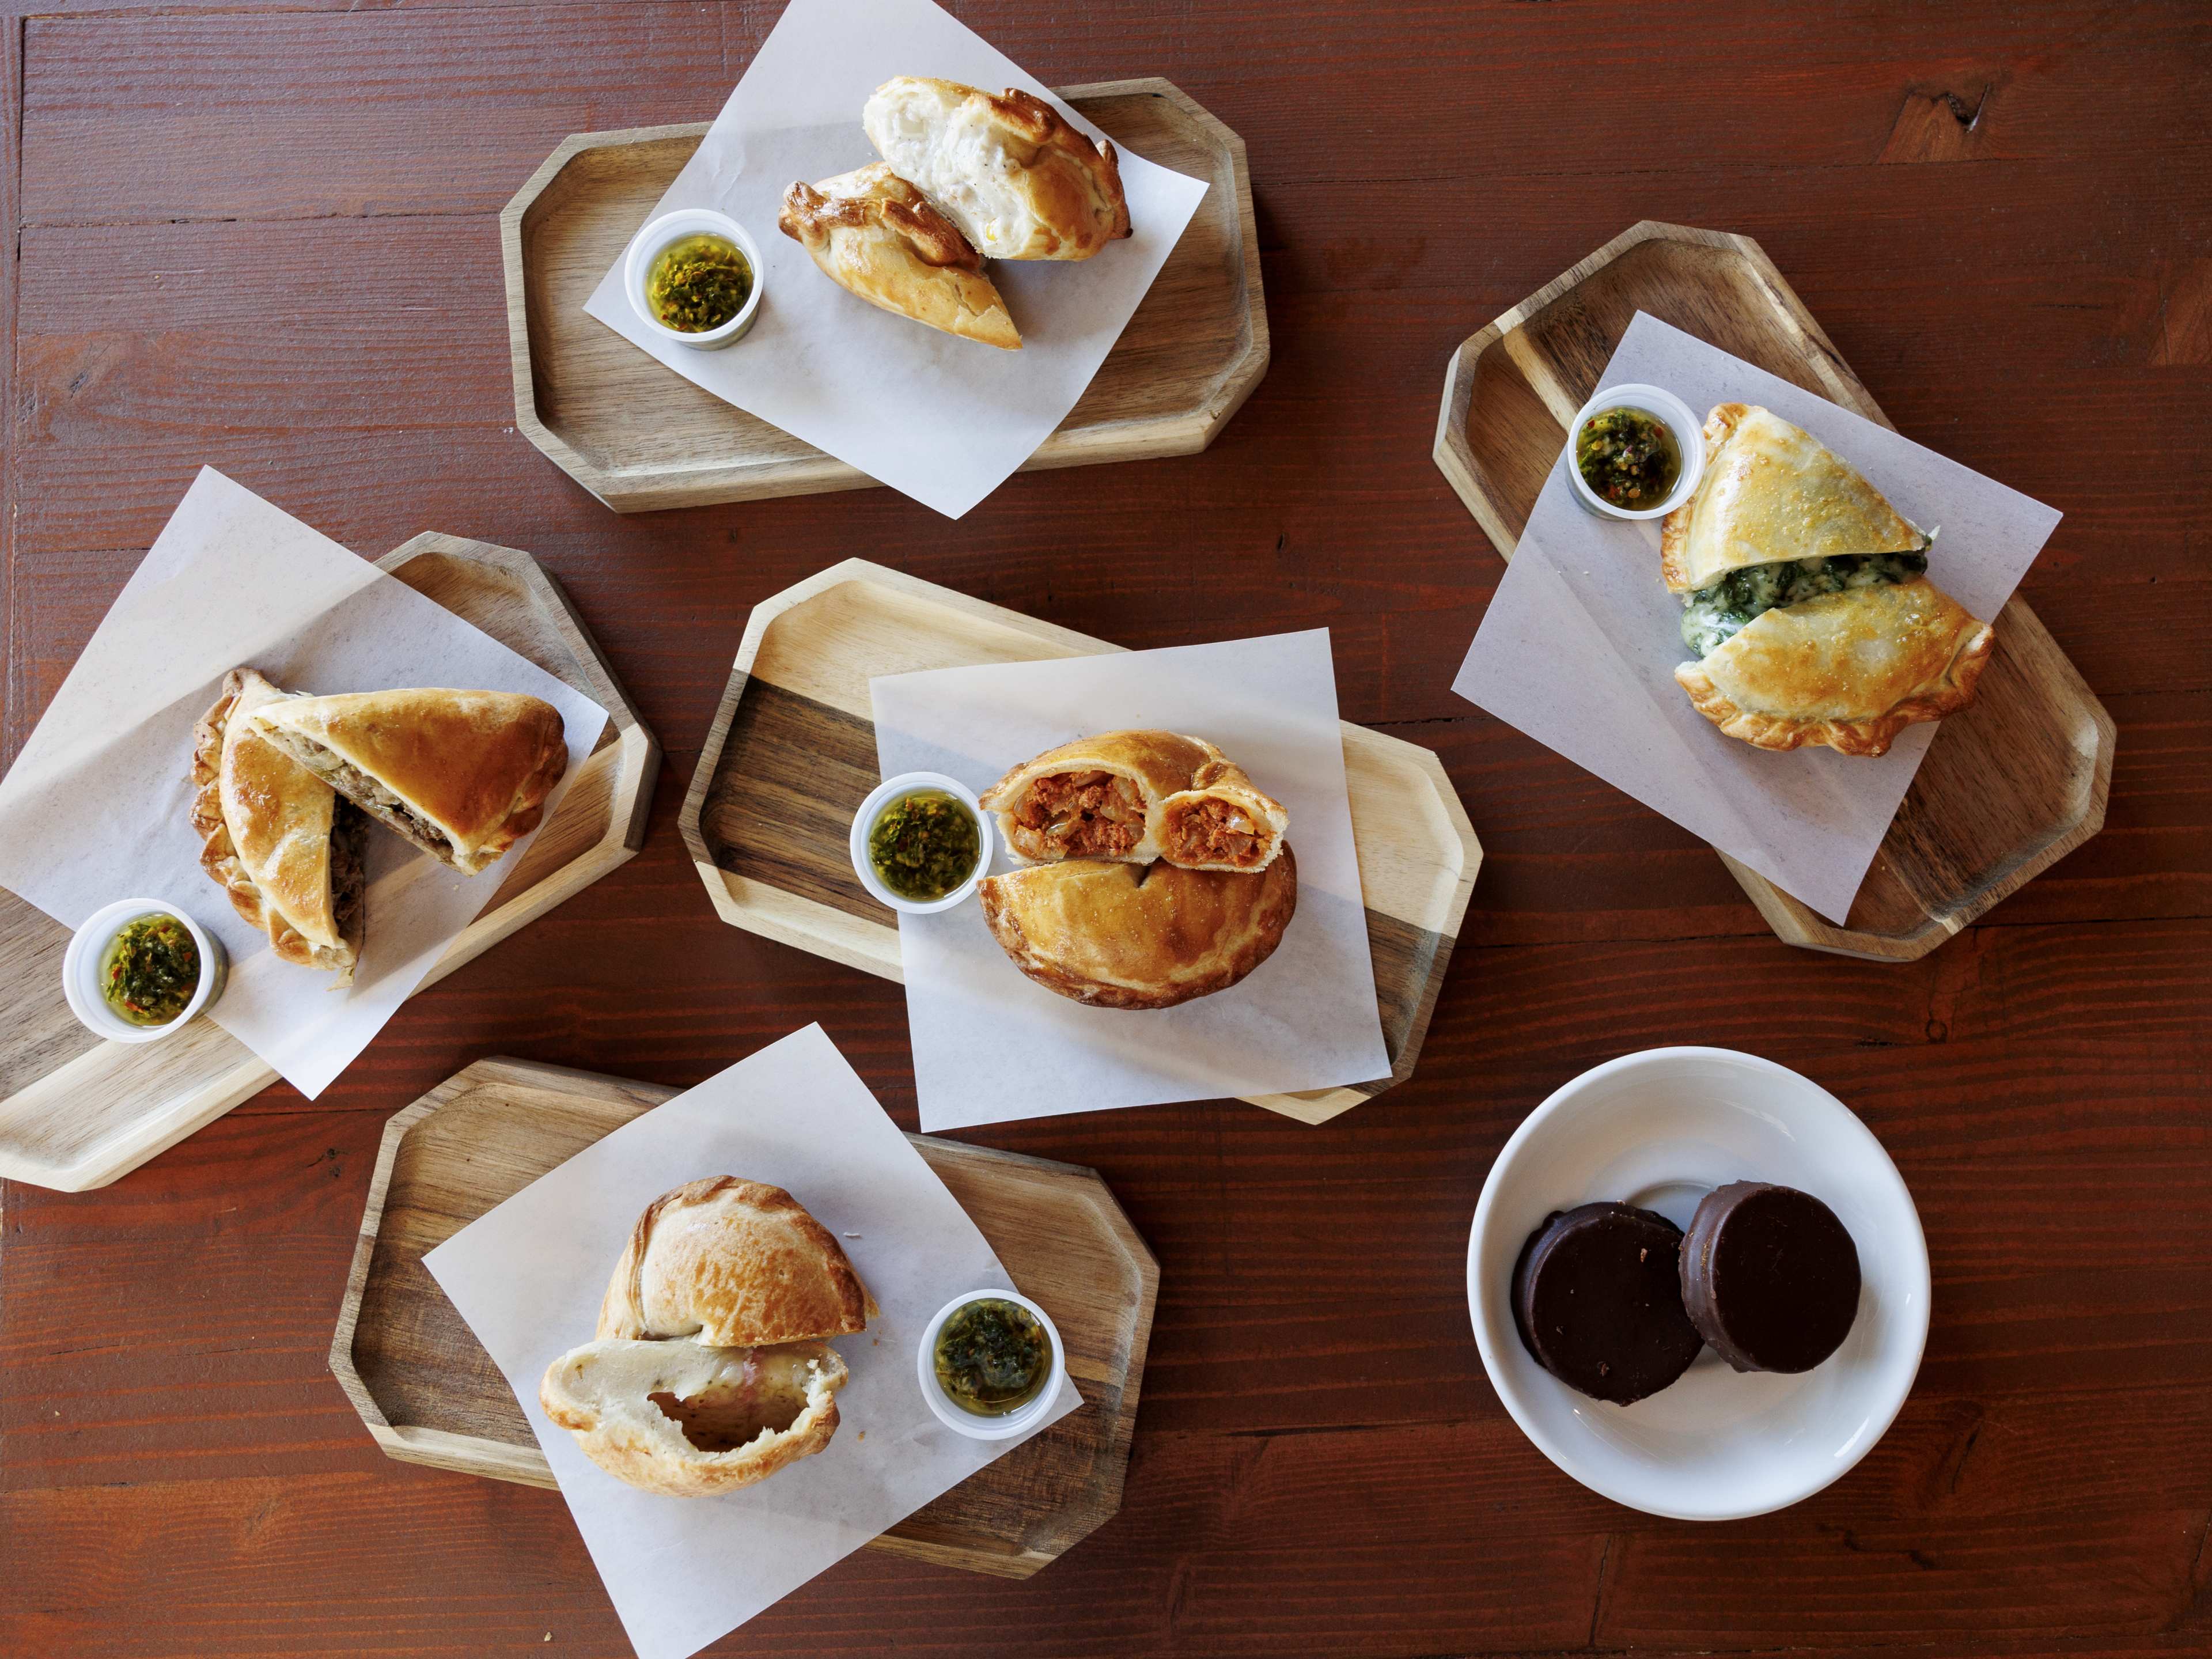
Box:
4;2;2209;1655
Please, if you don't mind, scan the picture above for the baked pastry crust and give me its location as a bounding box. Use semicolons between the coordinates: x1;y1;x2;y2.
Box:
862;77;1131;261
979;844;1297;1009
597;1178;875;1349
979;730;1288;870
1660;403;1927;593
1675;578;1995;756
188;667;363;980
250;688;568;876
779;162;1020;350
540;1336;847;1498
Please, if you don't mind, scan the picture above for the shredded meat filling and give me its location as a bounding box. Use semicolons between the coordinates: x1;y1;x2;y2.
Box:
275;735;455;856
1015;770;1143;858
1171;796;1265;867
329;806;367;935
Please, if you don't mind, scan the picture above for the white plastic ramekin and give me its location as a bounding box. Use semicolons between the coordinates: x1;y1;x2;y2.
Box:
622;208;766;350
62;898;226;1044
1562;382;1706;521
849;772;994;915
916;1288;1067;1442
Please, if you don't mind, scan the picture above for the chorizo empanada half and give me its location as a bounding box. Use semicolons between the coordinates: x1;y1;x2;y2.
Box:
978;846;1298;1010
978;730;1289;872
1660;403;1996;756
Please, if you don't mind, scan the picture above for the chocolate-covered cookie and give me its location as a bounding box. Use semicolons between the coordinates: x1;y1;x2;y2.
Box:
1510;1202;1703;1405
1680;1182;1861;1374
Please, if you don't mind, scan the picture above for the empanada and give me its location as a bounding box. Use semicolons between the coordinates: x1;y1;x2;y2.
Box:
1661;403;1995;756
1674;579;1995;756
979;730;1288;872
1661;403;1927;593
979;846;1297;1010
862;77;1131;262
778;162;1020;350
539;1337;847;1499
189;668;365;981
251;688;569;876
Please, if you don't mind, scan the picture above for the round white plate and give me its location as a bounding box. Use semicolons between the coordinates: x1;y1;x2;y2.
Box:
1467;1047;1929;1520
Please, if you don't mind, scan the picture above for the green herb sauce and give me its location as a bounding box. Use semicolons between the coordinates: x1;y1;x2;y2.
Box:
934;1298;1050;1416
868;790;982;902
100;914;199;1027
1680;551;1930;657
1576;407;1681;509
645;233;753;333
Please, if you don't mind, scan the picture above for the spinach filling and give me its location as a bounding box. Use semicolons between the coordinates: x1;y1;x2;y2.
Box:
1679;550;1928;658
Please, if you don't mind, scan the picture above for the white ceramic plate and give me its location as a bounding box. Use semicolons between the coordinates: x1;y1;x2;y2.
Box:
1467;1047;1929;1520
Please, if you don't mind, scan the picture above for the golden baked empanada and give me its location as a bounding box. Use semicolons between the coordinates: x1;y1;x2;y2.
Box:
979;730;1288;872
1661;403;1995;756
778;162;1020;350
1674;579;1995;756
1661;403;1927;594
978;846;1297;1010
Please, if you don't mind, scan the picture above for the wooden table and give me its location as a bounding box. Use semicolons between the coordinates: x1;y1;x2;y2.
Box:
2;4;2206;1656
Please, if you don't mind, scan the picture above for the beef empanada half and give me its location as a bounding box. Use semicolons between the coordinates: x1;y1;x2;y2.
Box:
1661;403;1996;756
979;730;1289;872
978;846;1298;1010
249;688;568;876
189;667;366;981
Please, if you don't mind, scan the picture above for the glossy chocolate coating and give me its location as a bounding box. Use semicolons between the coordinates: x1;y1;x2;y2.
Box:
1679;1181;1861;1374
1510;1202;1703;1406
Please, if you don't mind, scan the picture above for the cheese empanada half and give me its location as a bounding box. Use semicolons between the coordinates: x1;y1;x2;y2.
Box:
1674;579;1995;757
978;730;1287;871
1660;403;1928;594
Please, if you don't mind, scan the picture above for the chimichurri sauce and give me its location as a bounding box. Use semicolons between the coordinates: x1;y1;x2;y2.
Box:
1575;407;1681;509
100;913;199;1027
934;1298;1050;1416
646;233;753;333
868;790;981;902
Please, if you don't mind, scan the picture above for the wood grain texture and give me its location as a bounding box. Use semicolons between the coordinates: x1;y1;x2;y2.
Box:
328;1056;1156;1577
1435;221;2116;961
675;558;1480;1124
505;80;1267;510
0;536;660;1191
2;2;2209;1657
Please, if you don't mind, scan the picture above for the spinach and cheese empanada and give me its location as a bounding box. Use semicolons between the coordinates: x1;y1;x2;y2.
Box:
1661;403;1996;756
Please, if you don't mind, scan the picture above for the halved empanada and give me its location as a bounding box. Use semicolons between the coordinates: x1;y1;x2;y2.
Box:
978;846;1298;1009
979;730;1288;872
1661;403;1927;593
540;1337;847;1498
1674;579;1995;757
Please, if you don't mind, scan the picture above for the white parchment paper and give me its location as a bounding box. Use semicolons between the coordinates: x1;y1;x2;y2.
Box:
871;631;1391;1131
1452;314;2062;923
581;0;1210;520
0;469;607;1097
423;1024;1081;1659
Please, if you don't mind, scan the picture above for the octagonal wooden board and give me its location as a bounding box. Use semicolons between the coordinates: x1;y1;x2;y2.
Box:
1433;219;2114;962
676;560;1482;1127
328;1056;1158;1580
503;78;1267;513
0;536;660;1193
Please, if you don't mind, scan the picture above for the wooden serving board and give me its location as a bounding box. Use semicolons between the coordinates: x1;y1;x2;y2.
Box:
1433;219;2115;962
329;1056;1157;1580
676;560;1482;1127
502;78;1267;513
0;537;660;1193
